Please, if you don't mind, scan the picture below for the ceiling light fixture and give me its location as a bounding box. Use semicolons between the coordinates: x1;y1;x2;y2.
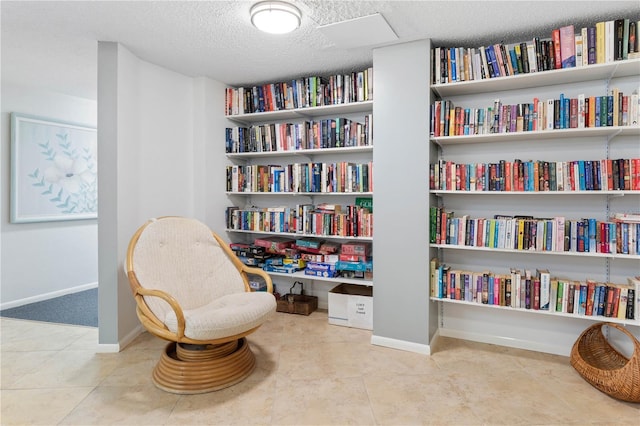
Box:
250;1;301;35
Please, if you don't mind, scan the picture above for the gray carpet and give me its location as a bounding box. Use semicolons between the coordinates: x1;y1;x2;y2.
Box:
0;288;98;327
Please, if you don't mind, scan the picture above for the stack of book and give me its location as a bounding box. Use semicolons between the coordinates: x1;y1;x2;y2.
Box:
430;259;640;321
225;67;373;115
430;208;640;255
225;115;373;153
432;18;640;85
430;157;640;192
431;89;640;137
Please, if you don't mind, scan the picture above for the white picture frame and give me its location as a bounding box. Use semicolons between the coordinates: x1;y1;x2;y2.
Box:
10;113;97;223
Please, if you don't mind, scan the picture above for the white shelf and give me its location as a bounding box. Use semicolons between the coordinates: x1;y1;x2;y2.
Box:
430;244;640;260
431;297;640;326
225;92;375;293
226;228;373;241
226;100;373;124
431;190;640;196
431;59;640;97
226;145;373;159
226;191;373;196
430;126;640;146
267;269;372;286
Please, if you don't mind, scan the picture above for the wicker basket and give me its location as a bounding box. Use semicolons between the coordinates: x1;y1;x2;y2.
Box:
570;322;640;403
275;281;318;316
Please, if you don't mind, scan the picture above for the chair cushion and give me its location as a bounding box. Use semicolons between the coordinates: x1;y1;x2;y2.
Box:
133;217;248;319
164;291;277;341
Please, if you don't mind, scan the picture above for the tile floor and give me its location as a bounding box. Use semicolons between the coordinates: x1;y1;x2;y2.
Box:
1;312;639;425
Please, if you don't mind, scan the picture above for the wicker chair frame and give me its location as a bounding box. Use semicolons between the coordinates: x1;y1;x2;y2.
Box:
125;217;275;394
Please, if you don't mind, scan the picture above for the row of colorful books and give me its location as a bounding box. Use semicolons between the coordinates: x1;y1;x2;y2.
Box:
429;260;639;321
430;90;639;137
431;19;639;85
225;162;373;193
225;115;373;153
230;237;372;280
430;158;640;192
224;67;373;116
430;208;640;255
225;203;373;238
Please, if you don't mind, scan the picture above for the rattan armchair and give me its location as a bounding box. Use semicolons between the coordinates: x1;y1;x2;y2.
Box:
125;217;276;394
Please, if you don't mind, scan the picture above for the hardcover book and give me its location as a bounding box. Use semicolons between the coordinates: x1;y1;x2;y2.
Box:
559;25;576;67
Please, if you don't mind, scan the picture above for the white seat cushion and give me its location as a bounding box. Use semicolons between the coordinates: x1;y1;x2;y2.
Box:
164;291;276;341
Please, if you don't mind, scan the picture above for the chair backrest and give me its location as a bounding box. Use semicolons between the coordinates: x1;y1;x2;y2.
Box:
130;217;246;320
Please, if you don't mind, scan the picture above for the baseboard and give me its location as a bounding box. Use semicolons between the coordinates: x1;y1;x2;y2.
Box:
96;324;144;353
438;327;569;356
0;282;99;310
95;343;121;353
370;334;432;355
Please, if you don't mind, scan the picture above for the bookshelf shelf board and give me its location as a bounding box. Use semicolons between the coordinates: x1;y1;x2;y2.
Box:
226;191;373;196
430;244;640;260
226;145;373;159
226;228;373;241
266;269;372;286
431;190;640;196
431;58;640;97
430;297;640;326
430;126;640;146
226;100;374;124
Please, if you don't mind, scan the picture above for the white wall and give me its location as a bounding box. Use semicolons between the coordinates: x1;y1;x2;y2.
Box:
1;83;98;308
194;76;229;234
371;40;433;354
97;42;214;348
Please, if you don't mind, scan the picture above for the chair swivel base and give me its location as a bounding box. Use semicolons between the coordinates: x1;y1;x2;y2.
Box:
152;337;256;394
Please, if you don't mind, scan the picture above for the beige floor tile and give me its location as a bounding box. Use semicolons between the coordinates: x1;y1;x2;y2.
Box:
272;376;375;425
2;315;639;426
452;369;578;425
58;385;180;425
166;376;277;425
365;370;481;425
64;327;99;350
1;319;94;352
431;337;528;374
277;340;371;381
533;373;640;424
8;350;121;389
278;311;372;345
122;330;169;352
0;387;94;425
246;339;280;381
97;349;159;387
0;349;58;388
362;344;441;377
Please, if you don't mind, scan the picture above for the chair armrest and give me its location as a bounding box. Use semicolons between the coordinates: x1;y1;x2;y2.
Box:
129;271;187;339
212;232;274;294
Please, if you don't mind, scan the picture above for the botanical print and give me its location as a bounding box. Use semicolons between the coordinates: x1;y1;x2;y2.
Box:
11;113;97;223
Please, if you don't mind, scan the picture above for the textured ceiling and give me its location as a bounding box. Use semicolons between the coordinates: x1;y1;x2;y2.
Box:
2;1;639;100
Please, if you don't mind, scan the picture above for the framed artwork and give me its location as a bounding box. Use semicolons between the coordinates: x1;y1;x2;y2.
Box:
10;113;98;223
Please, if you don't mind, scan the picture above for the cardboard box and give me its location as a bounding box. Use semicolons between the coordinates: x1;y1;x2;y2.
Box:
340;242;371;256
328;283;373;330
249;280;267;291
335;260;373;272
304;269;338;278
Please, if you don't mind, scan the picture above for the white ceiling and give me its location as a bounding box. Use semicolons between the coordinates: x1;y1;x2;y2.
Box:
2;1;639;100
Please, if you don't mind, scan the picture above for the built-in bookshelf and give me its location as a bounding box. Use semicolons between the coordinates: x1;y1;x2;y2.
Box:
429;19;640;355
224;69;375;299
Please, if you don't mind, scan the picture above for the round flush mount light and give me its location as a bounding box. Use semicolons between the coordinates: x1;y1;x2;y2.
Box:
250;1;301;34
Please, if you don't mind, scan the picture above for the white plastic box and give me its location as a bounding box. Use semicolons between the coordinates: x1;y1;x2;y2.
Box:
328;283;373;330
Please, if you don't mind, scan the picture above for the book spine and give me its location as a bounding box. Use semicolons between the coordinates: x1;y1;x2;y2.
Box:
552;29;562;69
